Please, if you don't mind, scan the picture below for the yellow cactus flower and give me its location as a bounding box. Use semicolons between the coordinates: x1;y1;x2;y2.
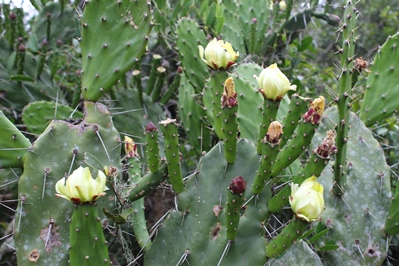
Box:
198;38;239;70
256;63;296;101
289;176;324;222
55;166;108;204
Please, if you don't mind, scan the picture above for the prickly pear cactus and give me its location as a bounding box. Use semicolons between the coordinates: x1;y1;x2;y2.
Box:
14;102;121;265
80;0;152;101
144;140;270;265
22;101;83;135
313;107;391;265
359;32;399;126
0;111;31;168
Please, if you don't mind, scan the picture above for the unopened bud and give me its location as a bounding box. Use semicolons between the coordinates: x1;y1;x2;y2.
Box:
145;121;157;132
229;176;246;194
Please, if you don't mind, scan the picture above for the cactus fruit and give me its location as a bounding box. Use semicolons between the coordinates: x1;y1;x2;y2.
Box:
359;32;399;126
80;0;153;101
221;77;238;164
0;111;31;168
160;118;184;193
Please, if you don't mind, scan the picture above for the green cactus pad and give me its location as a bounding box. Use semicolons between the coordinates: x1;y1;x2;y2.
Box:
176;18;209;94
81;0;152;101
359;32;399;126
312;107;390;265
178;74;212;154
144;140;270;265
221;0;246;57
273;239;323;265
385;184;399;235
14;102;120;265
22;101;83;134
0;111;31;168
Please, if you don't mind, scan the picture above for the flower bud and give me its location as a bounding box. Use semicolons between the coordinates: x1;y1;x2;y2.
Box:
289;176;324;222
124;136;139;158
55;166;108;204
198;38;239;70
229;176;246;194
256;63;296;101
221;77;238;107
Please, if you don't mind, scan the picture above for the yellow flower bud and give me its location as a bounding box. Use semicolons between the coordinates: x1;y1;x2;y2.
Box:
256;63;296;101
55;166;108;204
289;176;324;222
198;38;239;70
